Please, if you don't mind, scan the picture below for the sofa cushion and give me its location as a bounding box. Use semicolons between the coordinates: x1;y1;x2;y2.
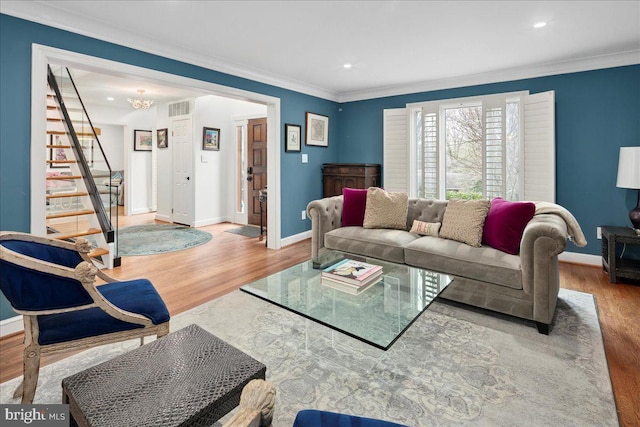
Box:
341;188;368;227
439;199;490;247
406;199;448;229
363;187;408;230
325;227;418;264
409;220;441;237
404;236;523;290
482;198;535;255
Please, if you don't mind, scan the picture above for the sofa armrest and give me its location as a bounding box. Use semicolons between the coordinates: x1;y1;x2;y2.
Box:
306;196;343;259
520;214;568;324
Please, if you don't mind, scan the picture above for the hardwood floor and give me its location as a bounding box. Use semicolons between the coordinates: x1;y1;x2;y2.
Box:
1;214;638;426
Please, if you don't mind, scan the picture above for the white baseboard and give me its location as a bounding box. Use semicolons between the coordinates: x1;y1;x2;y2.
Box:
559;251;600;266
155;213;171;223
0;315;23;337
194;217;231;228
281;230;312;247
131;207;154;215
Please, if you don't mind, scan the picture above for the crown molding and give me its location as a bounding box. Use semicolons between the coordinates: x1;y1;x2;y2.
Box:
0;5;341;102
337;50;640;103
2;5;638;105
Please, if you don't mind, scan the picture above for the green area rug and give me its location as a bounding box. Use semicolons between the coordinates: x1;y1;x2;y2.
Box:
117;224;212;256
225;225;262;238
0;289;617;426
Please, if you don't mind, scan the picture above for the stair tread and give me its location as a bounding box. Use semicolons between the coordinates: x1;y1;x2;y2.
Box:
47;175;81;180
46;145;72;149
46;209;95;219
50;228;101;240
89;248;109;257
47;160;76;164
46;191;89;199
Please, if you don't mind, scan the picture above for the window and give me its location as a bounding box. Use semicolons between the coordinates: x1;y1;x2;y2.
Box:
383;90;555;202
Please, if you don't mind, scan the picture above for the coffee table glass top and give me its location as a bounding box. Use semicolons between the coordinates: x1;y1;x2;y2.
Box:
240;250;451;350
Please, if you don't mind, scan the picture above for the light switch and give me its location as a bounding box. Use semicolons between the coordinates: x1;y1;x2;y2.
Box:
302;153;308;163
201;155;208;163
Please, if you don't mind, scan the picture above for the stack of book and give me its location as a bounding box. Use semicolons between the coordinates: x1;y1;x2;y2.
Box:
321;258;383;295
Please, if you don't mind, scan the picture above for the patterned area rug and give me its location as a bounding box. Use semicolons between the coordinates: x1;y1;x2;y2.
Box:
117;224;212;256
0;289;617;426
225;225;262;238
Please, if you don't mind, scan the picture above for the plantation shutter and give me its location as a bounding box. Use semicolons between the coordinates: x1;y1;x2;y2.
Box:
483;99;506;199
383;108;409;192
523;91;555;202
421;105;439;199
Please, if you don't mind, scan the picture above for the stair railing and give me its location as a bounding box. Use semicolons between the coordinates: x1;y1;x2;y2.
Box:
47;65;118;257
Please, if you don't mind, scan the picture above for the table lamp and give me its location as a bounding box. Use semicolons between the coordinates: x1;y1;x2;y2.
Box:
616;146;640;232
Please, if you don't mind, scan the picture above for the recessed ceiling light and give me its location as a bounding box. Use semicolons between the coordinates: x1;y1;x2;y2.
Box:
343;63;352;69
107;97;114;101
533;22;547;29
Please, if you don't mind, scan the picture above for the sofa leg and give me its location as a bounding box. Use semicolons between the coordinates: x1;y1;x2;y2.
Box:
536;322;550;335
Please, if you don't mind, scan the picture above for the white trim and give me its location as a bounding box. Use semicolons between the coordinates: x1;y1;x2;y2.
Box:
0;315;23;337
193;216;231;228
5;4;638;103
30;44;282;248
339;50;640;102
281;230;312;247
559;251;600;267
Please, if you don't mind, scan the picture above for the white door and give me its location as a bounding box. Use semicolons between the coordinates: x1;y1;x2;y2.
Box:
172;117;193;225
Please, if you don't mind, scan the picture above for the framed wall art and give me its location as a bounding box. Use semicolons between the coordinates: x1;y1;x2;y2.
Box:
157;128;168;148
134;129;152;151
202;127;220;151
285;123;301;152
305;112;329;147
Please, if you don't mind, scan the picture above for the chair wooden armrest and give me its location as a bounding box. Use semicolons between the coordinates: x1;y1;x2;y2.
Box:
223;379;276;427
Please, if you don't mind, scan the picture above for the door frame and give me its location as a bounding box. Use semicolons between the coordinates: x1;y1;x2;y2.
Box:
30;44;282;249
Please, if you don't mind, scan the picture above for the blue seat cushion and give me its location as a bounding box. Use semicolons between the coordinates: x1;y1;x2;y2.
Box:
37;279;170;345
293;410;408;427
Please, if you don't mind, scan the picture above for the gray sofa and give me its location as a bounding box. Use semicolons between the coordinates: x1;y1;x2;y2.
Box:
307;196;571;334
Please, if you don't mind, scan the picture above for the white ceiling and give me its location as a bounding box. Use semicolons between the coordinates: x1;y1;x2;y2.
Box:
2;0;639;105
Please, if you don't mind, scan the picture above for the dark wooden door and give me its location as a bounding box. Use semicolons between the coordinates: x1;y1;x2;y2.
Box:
247;118;267;226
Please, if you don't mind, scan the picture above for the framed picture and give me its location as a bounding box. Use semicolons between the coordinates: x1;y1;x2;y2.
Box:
203;127;220;151
134;129;152;151
305;112;329;147
285;123;301;152
157;128;168;148
48;135;68;168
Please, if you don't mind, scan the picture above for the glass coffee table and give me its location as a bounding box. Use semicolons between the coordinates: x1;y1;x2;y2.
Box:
240;250;451;350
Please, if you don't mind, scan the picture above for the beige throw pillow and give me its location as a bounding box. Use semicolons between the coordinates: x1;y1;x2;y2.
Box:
439;199;490;247
362;187;408;230
410;220;441;237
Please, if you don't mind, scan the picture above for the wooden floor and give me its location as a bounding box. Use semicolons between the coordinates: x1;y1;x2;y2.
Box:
1;213;638;426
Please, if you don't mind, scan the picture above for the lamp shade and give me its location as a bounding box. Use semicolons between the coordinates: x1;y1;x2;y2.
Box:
616;147;640;189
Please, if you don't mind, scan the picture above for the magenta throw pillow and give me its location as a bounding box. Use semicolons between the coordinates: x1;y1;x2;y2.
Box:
342;188;368;227
482;198;535;254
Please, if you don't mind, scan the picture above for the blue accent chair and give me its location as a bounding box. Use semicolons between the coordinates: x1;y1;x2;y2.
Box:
293;410;409;427
0;231;170;403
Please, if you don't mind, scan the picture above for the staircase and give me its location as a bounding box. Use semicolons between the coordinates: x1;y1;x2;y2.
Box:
45;65;120;268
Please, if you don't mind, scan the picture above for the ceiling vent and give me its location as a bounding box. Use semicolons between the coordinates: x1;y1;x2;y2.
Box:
168;101;190;117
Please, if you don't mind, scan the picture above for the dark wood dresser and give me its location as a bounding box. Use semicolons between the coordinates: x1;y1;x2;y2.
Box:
322;163;381;197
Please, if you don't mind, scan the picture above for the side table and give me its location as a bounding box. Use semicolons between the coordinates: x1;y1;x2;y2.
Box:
601;226;640;283
62;324;266;427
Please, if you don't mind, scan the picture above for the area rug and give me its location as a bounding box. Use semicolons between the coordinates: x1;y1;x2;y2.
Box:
225;225;262;238
0;289;617;426
116;224;212;256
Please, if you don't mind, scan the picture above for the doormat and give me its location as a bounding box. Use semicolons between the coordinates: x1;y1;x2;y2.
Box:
225;225;262;238
118;224;212;256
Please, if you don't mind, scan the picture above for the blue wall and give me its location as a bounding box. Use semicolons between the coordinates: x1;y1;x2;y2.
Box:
1;13;639;321
0;14;339;319
338;65;640;258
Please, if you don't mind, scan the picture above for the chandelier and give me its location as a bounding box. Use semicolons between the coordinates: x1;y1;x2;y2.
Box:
127;89;154;110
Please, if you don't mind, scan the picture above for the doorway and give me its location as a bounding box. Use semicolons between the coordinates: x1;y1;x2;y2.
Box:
31;45;282;249
247;117;267;226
